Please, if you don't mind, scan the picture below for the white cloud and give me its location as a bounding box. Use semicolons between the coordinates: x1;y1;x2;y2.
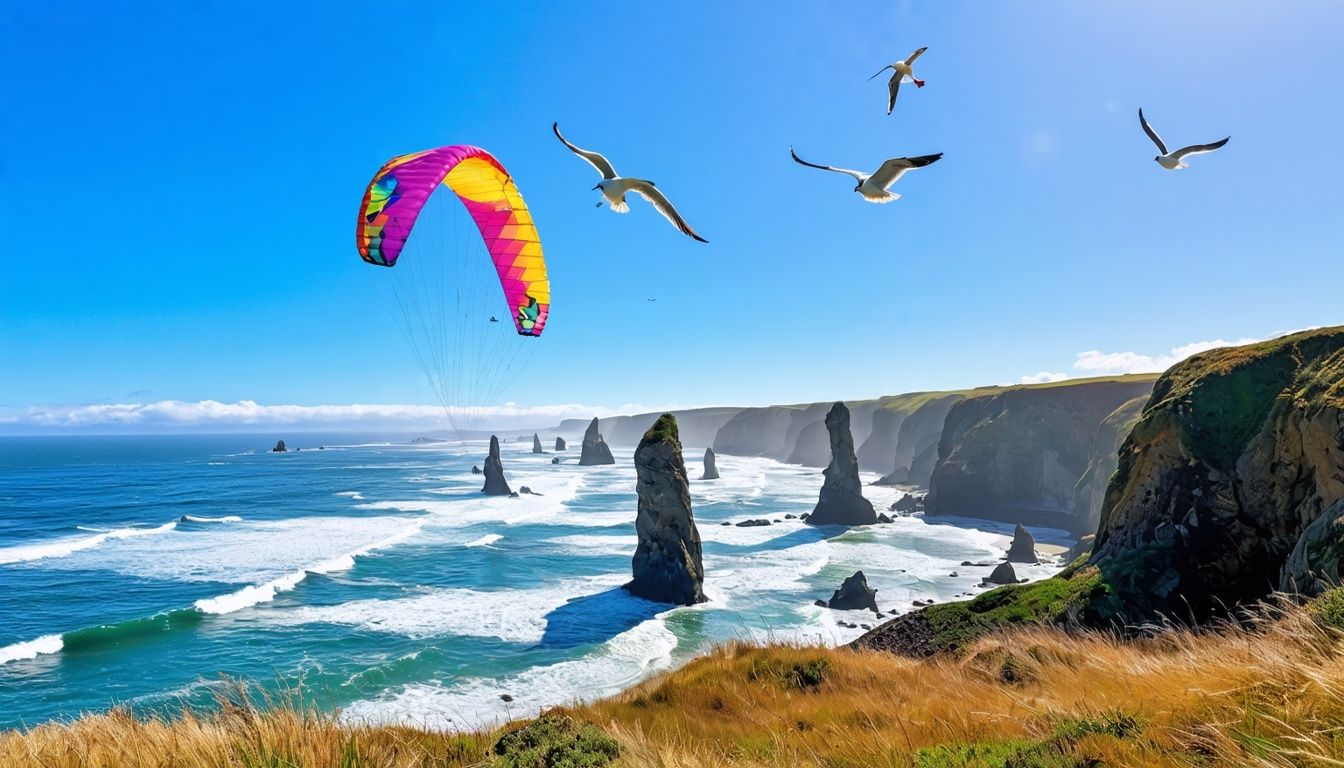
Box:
1073;337;1262;375
0;400;685;433
1019;371;1070;384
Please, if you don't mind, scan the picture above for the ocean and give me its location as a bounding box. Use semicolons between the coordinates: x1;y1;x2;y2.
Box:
0;434;1069;730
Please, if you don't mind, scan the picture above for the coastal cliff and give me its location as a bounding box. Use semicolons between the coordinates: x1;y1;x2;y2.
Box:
1091;328;1344;618
924;376;1158;533
876;393;967;486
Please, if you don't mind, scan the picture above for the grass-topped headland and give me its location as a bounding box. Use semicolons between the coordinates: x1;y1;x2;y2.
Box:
5;588;1343;767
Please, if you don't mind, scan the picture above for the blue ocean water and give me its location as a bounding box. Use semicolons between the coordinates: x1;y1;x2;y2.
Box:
0;434;1068;730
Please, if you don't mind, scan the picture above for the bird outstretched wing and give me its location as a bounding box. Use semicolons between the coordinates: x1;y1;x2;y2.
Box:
1138;109;1169;155
553;122;619;179
629;181;708;243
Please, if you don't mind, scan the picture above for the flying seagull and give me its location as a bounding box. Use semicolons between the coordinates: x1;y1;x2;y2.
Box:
868;46;928;115
1139;108;1229;170
552;122;708;243
790;147;943;203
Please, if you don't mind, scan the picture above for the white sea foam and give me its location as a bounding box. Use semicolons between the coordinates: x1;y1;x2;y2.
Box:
180;515;243;524
343;615;678;730
266;574;628;644
194;519;428;615
0;634;64;666
335;491;365;501
0;521;178;565
464;533;502;548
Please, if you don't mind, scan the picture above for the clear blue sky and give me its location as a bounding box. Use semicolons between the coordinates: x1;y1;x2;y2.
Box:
2;1;1341;428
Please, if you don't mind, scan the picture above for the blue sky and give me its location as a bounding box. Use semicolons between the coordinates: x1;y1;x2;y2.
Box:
2;1;1341;431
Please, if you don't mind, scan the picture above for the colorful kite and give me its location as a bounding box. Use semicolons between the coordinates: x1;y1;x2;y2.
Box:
356;145;550;336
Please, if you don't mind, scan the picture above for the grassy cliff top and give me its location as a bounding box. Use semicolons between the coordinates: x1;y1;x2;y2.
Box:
1144;326;1344;470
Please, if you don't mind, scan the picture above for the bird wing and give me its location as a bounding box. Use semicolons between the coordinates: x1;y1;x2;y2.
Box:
789;147;865;181
552;122;618;179
1172;136;1230;160
904;46;928;65
1138;109;1168;155
886;75;901;114
867;64;895;81
868;153;943;189
629;181;708;243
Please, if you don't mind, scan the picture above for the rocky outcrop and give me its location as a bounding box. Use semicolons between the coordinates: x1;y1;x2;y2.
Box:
1005;524;1038;564
807;402;877;526
701;448;719;480
532;433;544;454
825;571;879;611
1072;395;1148;535
625;415;706;605
555;437;566;451
579;418;615;466
1069;533;1096;562
924;376;1158;533
271;440;287;453
481;435;511;495
471;465;482;474
984;562;1018;585
1092;328;1344;621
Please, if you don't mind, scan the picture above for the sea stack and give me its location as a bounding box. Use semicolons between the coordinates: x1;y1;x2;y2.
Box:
532;433;544;454
701;447;720;480
625;414;706;605
807;402;877;526
1006;524;1039;564
481;435;511;495
579;417;615;466
555;436;566;451
271;440;287;453
826;571;879;612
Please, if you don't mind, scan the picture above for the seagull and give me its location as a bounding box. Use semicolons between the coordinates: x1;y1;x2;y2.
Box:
552;122;708;243
790;147;943;203
868;46;928;115
646;298;657;302
1139;108;1229;170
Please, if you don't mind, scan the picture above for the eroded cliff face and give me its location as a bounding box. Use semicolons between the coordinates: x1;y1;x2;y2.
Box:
1093;328;1344;619
877;394;968;487
923;377;1157;533
1072;395;1148;536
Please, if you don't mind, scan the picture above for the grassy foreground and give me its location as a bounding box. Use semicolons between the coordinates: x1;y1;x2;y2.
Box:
5;592;1344;767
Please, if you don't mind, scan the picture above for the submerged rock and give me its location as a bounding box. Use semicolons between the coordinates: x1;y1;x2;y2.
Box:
1006;523;1039;564
735;519;771;527
807;403;877;526
701;447;720;480
481;436;511;496
551;457;561;464
532;433;544;454
271;440;287;453
555;436;566;451
579;417;616;466
625;414;706;605
826;571;879;612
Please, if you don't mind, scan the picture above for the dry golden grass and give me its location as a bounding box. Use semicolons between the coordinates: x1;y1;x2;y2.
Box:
4;599;1344;767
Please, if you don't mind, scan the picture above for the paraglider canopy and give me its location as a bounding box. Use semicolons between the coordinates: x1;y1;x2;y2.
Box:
356;145;550;336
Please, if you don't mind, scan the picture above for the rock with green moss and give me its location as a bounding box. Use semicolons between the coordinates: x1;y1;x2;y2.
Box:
1094;327;1344;621
626;414;705;605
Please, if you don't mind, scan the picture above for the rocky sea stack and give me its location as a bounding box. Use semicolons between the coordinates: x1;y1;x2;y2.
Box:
825;571;879;612
625;414;706;605
579;417;616;466
701;447;719;480
271;440;286;453
807;402;877;526
481;435;511;496
555;436;566;451
1005;523;1038;564
532;433;544;454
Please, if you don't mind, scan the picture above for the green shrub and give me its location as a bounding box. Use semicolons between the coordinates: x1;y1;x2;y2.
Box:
492;714;619;768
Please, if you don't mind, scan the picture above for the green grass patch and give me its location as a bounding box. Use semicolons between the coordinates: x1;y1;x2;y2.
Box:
1309;588;1344;631
492;714;619;768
